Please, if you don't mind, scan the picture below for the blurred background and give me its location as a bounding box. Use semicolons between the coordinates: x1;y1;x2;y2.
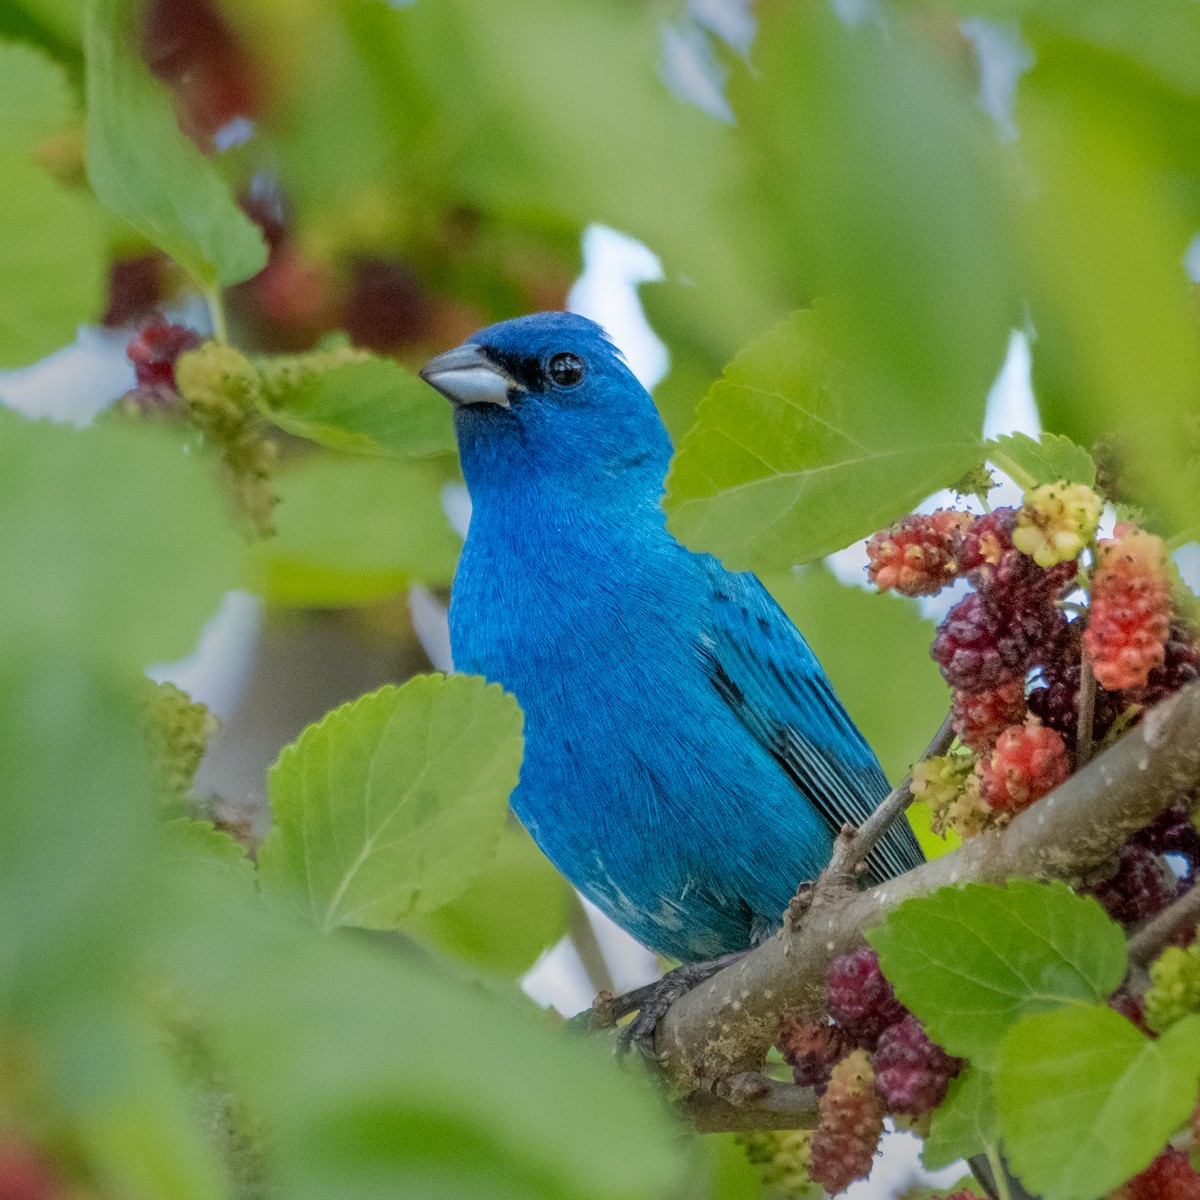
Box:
3;0;1198;1193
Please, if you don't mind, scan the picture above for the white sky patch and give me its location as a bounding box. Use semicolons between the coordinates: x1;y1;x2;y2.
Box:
659;17;736;125
0;325;136;425
409;584;454;673
1184;233;1200;284
568;224;669;391
689;0;756;58
146;590;264;721
960;18;1034;143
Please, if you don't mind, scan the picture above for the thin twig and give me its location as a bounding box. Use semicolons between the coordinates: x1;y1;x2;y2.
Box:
1076;652;1096;768
568;892;616;997
1128;885;1200;969
686;1078;820;1133
820;713;956;887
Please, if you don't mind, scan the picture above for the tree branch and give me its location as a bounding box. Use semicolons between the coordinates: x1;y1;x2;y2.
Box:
1128;883;1200;969
653;680;1200;1122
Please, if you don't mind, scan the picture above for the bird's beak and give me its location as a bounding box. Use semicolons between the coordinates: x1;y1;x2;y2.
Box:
418;343;516;408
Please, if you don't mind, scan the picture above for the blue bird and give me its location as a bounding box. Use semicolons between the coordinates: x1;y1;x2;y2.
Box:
421;312;921;967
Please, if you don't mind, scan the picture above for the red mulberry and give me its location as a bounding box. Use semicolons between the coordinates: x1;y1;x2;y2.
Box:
977;719;1070;814
778;1014;851;1092
811;1049;884;1195
827;948;906;1045
1084;524;1173;690
1118;1148;1200;1200
951;680;1027;753
127;317;202;393
1124;627;1200;708
866;510;971;597
872;1015;963;1116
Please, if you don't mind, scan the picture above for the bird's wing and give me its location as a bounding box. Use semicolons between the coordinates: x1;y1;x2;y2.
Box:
698;566;924;883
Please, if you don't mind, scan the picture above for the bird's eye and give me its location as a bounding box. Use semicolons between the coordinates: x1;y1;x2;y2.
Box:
547;351;585;388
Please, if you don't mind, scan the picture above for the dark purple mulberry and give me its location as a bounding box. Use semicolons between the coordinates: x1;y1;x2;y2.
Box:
1089;843;1178;925
1027;661;1123;745
873;1015;963;1116
827;948;906;1045
932;591;1068;693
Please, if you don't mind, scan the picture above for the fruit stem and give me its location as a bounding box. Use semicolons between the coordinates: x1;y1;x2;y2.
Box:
986;449;1038;493
1076;651;1096;768
204;286;229;344
986;1144;1014;1200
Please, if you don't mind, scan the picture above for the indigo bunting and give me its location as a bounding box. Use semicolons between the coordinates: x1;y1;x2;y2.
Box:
421;312;921;965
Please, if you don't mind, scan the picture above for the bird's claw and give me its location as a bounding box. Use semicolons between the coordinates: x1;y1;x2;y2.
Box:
613;953;746;1058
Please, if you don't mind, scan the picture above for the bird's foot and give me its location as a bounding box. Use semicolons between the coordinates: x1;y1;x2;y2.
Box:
612;951;747;1058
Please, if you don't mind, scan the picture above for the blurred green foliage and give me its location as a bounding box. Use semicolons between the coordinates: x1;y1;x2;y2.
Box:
3;0;1200;1193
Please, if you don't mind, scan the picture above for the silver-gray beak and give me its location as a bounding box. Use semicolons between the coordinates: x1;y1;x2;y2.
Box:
418;343;516;408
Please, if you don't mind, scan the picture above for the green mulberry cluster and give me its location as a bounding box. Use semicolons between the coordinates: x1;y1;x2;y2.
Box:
736;1129;816;1198
142;680;219;811
1144;935;1200;1033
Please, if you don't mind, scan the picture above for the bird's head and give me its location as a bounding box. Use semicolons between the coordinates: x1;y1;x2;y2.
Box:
420;312;672;503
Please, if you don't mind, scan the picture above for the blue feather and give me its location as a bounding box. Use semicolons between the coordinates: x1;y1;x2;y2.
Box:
425;311;922;962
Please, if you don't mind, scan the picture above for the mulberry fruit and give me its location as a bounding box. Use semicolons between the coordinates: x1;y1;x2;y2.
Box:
873;1015;962;1116
1118;1148;1200;1200
1089;843;1177;926
811;1049;884;1195
1027;661;1123;747
956;507;1076;604
1012;482;1103;568
951;680;1027;753
778;1014;850;1092
737;1129;813;1196
1085;524;1173;690
933;591;1068;693
1143;940;1200;1033
1124;628;1200;708
127;317;202;393
1134;799;1200;879
977;720;1070;814
866;510;971;597
827;947;906;1044
912;754;996;839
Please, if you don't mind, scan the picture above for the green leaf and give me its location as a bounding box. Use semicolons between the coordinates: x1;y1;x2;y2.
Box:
258;356;456;459
162;818;256;899
986;432;1097;490
1017;37;1200;538
867;880;1127;1069
52;1007;233;1200
732;0;1015;429
83;0;267;288
167;859;685;1200
260;454;460;606
0;155;105;366
763;565;949;786
0;413;244;668
0;651;158;1013
665;309;983;568
997;1007;1200;1200
259;675;524;933
401;821;571;978
0;38;74;155
924;1067;998;1171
